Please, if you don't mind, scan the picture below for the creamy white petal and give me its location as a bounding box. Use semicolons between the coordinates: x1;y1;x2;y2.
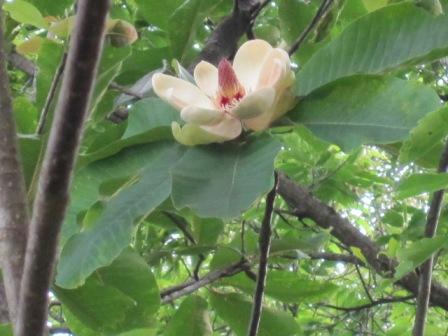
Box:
180;105;224;125
172;122;228;146
152;73;214;110
194;61;219;98
242;110;274;131
232;39;272;91
201;117;242;139
231;87;275;120
256;48;291;90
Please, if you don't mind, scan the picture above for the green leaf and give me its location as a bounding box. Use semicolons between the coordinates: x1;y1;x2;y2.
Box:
57;250;159;333
210;292;300;336
4;0;48;28
394;236;447;280
57;142;185;288
28;0;72;16
55;277;136;332
279;0;316;44
135;0;184;30
219;271;338;304
169;0;203;61
289;76;441;150
80;98;180;165
396;173;448;199
90;46;131;118
13;97;38;134
171;135;281;219
297;3;448;95
399;106;448;167
0;324;12;336
164;296;212;336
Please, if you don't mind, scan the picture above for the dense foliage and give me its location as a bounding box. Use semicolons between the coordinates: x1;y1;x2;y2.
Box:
2;0;448;335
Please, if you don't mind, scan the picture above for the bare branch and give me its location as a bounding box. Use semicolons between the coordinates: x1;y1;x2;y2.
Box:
277;172;448;311
288;0;335;56
190;0;261;70
109;81;143;99
161;260;250;304
6;52;36;76
0;3;30;322
321;295;415;312
413;141;448;336
15;1;111;335
36;52;67;135
247;174;278;336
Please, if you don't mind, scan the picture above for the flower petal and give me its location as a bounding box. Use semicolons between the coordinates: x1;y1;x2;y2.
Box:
231;87;275;120
152;73;214;110
256;48;291;90
201;117;242;140
180;105;223;125
194;61;218;98
232;39;272;91
172;122;228;146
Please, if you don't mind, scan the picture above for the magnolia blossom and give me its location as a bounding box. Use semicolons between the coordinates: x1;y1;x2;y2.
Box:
152;39;295;145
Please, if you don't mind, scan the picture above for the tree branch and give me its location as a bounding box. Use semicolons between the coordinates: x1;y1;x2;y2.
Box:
247;174;277;336
190;0;261;70
36;52;67;135
288;0;335;56
0;3;30;322
277;172;448;311
413;141;448;336
15;1;111;335
6;52;36;77
160;259;250;304
320;295;415;312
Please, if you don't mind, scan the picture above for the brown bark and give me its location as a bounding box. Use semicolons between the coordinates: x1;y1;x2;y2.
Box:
15;1;111;335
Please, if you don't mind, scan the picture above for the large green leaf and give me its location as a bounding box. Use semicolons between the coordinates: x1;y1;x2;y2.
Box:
28;0;73;16
57;250;160;333
219;271;338;304
4;0;48;28
297;3;448;95
171;135;281;219
79;98;180;165
164;296;212;336
288;76;441;150
135;0;184;30
210;292;300;336
396;173;448;199
278;0;316;45
90;46;131;119
399;106;448;167
55;277;135;333
57;142;185;288
394;236;447;280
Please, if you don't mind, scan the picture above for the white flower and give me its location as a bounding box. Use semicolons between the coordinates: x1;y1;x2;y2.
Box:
152;39;295;146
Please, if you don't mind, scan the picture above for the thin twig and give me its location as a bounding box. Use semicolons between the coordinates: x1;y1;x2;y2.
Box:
247;174;278;336
276;172;448;311
321;295;415;312
15;1;110;335
355;264;374;303
288;0;334;55
36;52;67;135
109;81;143;99
163;211;197;245
413;141;448;336
6;52;36;76
0;2;30;323
161;259;249;304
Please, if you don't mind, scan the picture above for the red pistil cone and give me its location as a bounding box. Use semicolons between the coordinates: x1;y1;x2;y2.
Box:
217;59;245;109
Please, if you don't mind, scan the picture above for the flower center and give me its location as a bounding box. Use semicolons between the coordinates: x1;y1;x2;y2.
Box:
217;58;245;111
